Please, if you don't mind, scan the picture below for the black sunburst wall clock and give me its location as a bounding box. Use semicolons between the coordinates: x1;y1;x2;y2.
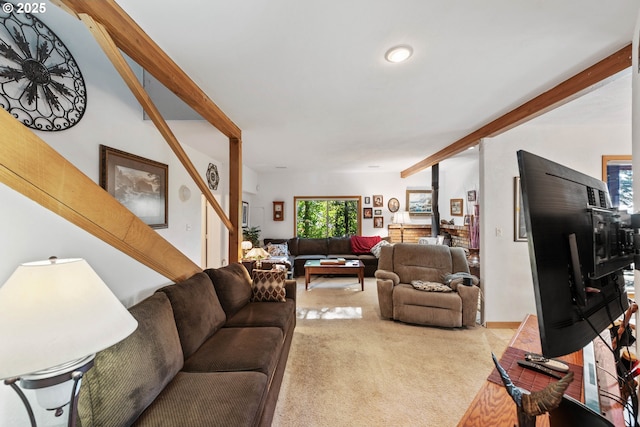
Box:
0;1;87;131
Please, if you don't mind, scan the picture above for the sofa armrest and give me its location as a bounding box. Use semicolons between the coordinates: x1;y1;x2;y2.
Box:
374;269;399;286
285;279;297;301
457;284;480;327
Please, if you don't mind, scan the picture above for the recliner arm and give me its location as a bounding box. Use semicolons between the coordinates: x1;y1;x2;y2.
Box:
374;269;400;286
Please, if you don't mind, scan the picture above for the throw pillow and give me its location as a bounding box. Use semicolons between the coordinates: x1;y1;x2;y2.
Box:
370;240;391;258
266;243;289;257
252;269;286;302
411;280;453;292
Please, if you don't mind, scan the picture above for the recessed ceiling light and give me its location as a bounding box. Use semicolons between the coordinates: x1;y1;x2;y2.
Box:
385;45;413;63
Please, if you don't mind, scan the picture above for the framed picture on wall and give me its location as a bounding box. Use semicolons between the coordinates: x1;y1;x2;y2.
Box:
363;207;373;218
374;209;382;215
406;189;432;215
450;198;463;216
373;195;383;207
100;145;168;229
242;201;249;227
514;177;527;241
373;216;384;228
364;196;371;205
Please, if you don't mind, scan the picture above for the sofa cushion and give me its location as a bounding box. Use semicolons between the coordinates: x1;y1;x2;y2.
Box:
350;235;381;254
206;263;253;317
393;244;453;284
133;371;268;427
252;269;286;302
327;237;351;254
370;240;391;258
157;272;227;359
298;238;328;255
78;293;183;427
183;327;283;376
225;299;296;333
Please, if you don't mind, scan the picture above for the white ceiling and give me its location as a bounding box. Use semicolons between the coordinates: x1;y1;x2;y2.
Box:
119;0;638;174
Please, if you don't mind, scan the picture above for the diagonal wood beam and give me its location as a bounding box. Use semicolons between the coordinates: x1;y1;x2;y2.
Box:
78;13;233;232
0;108;201;282
401;44;632;178
51;0;241;139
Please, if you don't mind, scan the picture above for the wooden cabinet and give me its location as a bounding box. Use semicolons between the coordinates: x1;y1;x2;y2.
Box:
387;224;432;243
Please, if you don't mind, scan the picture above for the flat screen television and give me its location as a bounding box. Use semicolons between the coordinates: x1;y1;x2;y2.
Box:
517;150;632;358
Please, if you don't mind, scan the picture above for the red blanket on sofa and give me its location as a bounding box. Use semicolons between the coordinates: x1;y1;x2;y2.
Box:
350;235;381;254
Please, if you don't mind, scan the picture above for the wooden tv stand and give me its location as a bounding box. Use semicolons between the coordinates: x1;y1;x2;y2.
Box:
457;314;624;426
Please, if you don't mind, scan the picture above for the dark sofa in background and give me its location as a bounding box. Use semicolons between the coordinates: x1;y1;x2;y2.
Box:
76;263;296;427
263;236;383;277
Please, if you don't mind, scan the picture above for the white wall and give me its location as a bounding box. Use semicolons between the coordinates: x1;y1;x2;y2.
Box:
0;7;230;425
248;151;479;243
481;120;631;324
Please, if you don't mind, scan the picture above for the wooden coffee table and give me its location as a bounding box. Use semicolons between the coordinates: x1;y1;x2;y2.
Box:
304;260;365;291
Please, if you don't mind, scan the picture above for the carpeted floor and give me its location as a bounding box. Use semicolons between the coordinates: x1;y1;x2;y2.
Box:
272;276;514;427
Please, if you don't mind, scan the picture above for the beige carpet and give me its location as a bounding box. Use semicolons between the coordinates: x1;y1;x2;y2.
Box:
272;276;513;427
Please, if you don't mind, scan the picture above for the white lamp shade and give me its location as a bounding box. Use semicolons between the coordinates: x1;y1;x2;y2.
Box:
393;212;412;224
241;241;253;251
0;258;138;379
246;247;269;260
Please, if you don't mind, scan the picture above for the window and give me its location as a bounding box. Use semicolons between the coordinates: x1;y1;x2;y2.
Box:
294;196;361;238
603;155;632;213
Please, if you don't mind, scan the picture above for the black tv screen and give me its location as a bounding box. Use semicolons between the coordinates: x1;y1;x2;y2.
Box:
517;150;631;358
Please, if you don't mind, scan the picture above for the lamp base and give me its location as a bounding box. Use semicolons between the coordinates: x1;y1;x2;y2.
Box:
6;355;94;427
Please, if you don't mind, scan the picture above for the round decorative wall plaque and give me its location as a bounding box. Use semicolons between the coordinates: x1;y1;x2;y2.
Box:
388;197;400;212
207;163;220;190
0;1;87;131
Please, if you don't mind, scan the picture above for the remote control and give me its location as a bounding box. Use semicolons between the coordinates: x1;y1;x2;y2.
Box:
517;360;563;379
524;352;570;373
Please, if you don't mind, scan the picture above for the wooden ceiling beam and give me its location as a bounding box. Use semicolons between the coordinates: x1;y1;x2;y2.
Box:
52;0;241;139
401;44;632;178
78;13;234;232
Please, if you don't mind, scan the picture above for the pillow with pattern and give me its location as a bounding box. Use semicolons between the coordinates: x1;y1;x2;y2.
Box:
370;240;391;258
252;269;286;302
410;280;452;293
266;243;289;257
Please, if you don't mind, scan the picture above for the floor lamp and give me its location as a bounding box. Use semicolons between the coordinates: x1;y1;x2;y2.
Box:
0;257;138;427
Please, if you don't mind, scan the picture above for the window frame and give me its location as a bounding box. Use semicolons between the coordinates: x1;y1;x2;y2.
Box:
293;196;362;237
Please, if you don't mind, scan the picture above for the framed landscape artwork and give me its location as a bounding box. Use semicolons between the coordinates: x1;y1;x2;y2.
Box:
100;145;168;229
450;198;463;216
406;189;432;215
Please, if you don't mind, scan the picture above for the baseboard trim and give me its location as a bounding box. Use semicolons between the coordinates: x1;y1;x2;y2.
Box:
485;321;521;329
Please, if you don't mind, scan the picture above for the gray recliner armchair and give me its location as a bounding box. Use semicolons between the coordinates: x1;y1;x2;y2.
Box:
375;243;479;328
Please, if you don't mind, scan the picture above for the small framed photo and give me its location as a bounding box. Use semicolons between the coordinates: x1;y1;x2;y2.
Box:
374;209;382;215
464;214;473;226
450;198;463;216
467;190;476;202
363;207;373;218
373;195;383;207
242;201;249;227
373;216;384;228
364;196;371;205
100;145;168;229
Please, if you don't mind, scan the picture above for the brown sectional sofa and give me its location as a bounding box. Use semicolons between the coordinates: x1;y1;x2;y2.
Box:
76;263;296;427
263;237;380;277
